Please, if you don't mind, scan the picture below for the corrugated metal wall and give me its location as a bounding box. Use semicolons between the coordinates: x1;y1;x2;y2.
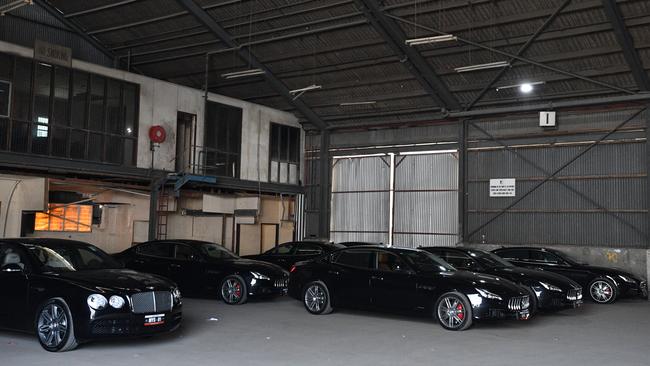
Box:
393;153;459;248
330;155;391;243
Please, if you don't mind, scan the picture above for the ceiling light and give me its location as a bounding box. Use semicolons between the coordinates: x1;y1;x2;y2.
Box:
454;61;510;73
495;81;545;92
405;34;457;46
289;84;322;94
221;68;265;79
340;101;377;106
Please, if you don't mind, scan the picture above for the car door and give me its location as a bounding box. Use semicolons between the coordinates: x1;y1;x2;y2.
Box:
0;243;30;330
370;250;419;310
127;242;174;278
169;243;205;294
329;249;375;307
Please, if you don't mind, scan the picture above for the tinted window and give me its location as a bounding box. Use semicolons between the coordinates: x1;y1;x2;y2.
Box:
333;249;375;269
377;251;408;272
295;243;322;255
0;243;28;270
466;250;513;268
175;244;196;261
200;243;237;259
440;251;474;269
495;249;529;261
530;250;562;264
401;250;454;272
25;242;121;272
136;242;173;258
275;243;295;255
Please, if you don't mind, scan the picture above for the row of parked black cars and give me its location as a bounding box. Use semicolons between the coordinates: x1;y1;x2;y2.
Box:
0;238;647;351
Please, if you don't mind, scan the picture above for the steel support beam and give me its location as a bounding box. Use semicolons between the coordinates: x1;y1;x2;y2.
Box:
458;119;468;243
176;0;327;130
601;0;650;91
318;131;331;238
353;0;460;111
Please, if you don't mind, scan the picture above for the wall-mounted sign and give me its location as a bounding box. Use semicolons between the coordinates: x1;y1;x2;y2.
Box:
34;40;72;67
490;178;516;197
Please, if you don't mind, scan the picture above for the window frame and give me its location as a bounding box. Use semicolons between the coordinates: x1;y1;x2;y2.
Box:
135;242;174;259
332;248;376;270
0;80;12;118
268;122;301;185
34;203;93;233
203;101;242;178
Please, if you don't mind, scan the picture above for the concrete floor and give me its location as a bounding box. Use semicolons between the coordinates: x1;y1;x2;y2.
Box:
2;297;648;366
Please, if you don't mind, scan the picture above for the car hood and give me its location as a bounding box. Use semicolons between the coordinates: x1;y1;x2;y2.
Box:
49;269;176;293
492;266;580;290
427;270;527;297
215;258;287;277
579;265;643;282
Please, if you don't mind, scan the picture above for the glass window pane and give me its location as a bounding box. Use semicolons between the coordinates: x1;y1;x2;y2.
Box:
0;81;10;117
70;130;86;159
12;58;32;122
0;53;13;80
31;121;49;155
88;75;105;131
33;63;52;124
63;206;79;231
51;127;67;157
228;117;241;155
123;83;137;136
106;79;121;134
289;127;300;163
124;138;136;166
105;135;122;164
71;71;88;128
88;133;103;161
0;118;7;150
10;120;28;152
52;67;69;126
270;123;280;160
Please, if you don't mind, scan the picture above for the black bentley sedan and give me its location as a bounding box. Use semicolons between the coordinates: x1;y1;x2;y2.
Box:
0;238;182;352
421;247;583;312
243;240;345;270
288;246;532;331
116;240;289;305
493;247;648;304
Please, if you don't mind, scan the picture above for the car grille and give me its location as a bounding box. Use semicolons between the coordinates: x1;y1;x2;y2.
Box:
567;288;583;301
274;278;288;288
91;319;131;335
130;291;173;314
508;295;530;311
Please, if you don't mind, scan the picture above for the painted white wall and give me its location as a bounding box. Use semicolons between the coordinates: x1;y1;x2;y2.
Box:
0;40;302;183
0;175;47;237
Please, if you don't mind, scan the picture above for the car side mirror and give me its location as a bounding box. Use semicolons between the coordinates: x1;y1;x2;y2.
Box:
1;263;24;273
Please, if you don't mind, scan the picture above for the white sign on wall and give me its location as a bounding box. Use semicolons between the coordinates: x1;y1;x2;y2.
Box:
489;178;516;197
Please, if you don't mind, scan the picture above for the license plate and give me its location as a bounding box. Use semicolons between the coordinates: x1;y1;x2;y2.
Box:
573;299;583;308
518;309;530;320
144;314;165;327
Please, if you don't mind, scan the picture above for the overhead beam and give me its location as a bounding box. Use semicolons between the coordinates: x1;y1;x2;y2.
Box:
601;0;650;90
353;0;460;111
175;0;328;130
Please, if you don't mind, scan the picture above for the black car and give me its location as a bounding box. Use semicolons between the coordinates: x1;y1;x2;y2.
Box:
0;238;182;352
338;241;385;247
116;240;289;305
288;246;531;331
493;247;648;304
243;240;345;270
421;247;583;312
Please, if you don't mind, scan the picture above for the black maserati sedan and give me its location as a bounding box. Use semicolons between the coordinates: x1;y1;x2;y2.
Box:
116;240;289;305
243;240;345;270
493;247;648;304
420;247;583;312
288;246;532;331
0;238;182;352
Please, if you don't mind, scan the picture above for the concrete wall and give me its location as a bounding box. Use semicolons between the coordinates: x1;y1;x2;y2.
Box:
0;175;47;237
0;40;302;182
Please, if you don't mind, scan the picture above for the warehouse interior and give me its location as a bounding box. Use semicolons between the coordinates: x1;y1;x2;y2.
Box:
0;0;649;365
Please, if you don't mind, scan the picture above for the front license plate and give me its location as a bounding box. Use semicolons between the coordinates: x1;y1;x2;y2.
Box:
144;314;165;327
518;309;530;320
573;299;583;308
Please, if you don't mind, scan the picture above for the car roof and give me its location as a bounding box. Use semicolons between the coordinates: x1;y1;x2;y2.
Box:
0;238;93;248
140;239;213;246
493;246;551;251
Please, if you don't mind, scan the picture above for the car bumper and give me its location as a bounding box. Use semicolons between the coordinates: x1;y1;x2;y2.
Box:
538;288;583;310
471;295;531;321
82;307;182;340
249;277;288;297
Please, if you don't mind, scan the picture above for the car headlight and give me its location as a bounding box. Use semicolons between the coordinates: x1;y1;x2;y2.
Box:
539;281;563;292
618;275;636;283
251;271;270;280
172;287;182;303
87;294;108;310
476;288;503;300
109;295;125;309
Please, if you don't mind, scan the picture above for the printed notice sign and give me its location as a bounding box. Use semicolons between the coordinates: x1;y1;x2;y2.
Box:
490;179;516;197
34;40;72;67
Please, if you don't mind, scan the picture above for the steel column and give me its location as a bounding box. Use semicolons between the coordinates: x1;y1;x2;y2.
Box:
318;131;331;238
458;119;468;243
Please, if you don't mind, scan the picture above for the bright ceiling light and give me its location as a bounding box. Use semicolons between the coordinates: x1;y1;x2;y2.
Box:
221;68;265;79
289;84;322;95
454;61;510;73
405;34;457;46
495;81;545;92
340;101;377;106
519;83;534;93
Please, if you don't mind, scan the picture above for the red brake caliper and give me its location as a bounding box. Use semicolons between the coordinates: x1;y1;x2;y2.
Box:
456;303;465;320
234;283;242;297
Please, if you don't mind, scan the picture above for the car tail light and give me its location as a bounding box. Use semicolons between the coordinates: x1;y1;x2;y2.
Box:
290;265;297;273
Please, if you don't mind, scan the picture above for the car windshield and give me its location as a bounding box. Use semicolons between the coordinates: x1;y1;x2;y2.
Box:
467;250;514;268
25;243;122;272
401;250;455;272
200;243;238;259
551;250;581;265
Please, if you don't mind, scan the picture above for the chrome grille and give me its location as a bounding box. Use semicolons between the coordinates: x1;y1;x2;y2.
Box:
508;296;530;311
567;288;583;301
130;291;173;314
274;278;288;288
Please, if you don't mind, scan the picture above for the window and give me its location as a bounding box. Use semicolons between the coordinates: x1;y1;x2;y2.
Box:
136;242;173;258
34;204;92;232
333;249;375;269
0;243;27;271
174;244;197;261
295;243;322;255
265;243;294;255
204;101;242;178
530;250;562;264
377;251;408;272
440;251;475;269
1;52;139;166
494;249;529;261
269;123;300;184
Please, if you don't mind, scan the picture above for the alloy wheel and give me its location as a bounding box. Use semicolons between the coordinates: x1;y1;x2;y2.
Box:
590;280;614;303
304;284;326;313
437;296;466;329
37;304;68;348
222;278;243;304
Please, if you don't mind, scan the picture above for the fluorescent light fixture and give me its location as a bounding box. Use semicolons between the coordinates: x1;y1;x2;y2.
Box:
405;34;457;46
221;68;265;79
495;81;545;92
340;101;377;106
454;61;510;73
289;84;322;94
